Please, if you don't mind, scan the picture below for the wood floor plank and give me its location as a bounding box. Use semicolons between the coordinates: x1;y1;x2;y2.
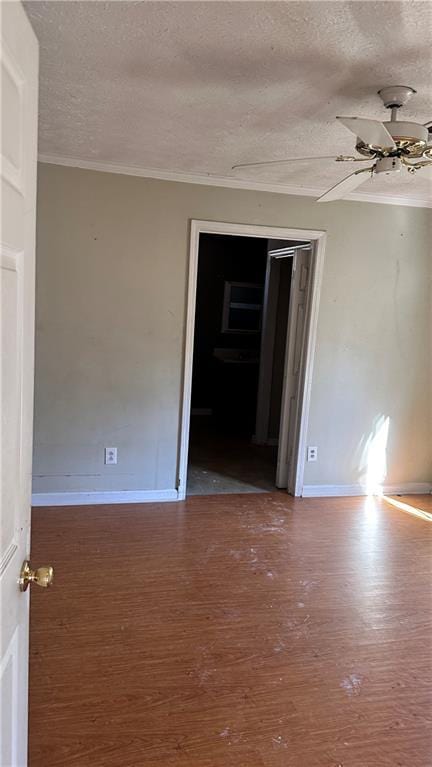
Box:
29;493;432;766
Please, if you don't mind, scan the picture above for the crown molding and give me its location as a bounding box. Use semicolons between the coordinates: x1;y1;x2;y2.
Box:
38;153;432;209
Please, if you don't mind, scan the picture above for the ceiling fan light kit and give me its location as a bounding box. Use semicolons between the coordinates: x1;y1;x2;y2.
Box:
232;85;432;202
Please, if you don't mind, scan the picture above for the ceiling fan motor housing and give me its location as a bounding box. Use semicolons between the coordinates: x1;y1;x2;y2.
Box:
353;86;431;158
356;121;429;158
386;121;429;150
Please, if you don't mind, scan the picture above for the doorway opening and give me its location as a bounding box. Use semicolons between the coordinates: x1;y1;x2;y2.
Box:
178;221;326;500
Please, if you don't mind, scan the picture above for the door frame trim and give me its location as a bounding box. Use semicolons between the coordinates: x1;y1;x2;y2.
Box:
177;220;326;500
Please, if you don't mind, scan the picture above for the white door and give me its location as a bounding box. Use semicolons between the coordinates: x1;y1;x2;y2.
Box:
276;249;312;492
254;253;280;444
1;3;39;765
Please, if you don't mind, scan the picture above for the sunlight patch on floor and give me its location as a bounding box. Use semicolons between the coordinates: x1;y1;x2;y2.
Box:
382;495;432;522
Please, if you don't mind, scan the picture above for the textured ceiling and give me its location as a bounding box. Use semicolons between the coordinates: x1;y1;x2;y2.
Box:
25;1;432;203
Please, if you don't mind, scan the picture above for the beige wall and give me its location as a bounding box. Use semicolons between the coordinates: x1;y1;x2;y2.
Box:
33;163;432;495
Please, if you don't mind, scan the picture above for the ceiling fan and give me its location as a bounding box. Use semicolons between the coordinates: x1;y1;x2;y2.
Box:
232;86;432;202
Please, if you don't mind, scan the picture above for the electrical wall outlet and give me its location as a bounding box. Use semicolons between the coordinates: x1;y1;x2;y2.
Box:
104;447;117;465
307;446;318;462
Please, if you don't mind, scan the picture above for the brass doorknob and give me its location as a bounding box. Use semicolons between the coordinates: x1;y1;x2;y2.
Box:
19;560;54;592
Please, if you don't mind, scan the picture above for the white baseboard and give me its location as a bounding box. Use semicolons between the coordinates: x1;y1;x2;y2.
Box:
302;482;432;498
302;484;364;497
32;488;179;507
381;483;432;495
32;482;431;506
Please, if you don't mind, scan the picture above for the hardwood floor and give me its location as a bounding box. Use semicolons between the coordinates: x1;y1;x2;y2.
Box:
29;494;432;766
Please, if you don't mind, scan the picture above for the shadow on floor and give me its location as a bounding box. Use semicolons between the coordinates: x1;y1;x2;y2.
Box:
187;416;278;495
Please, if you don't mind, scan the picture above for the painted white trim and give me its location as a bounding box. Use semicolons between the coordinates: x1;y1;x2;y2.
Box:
177;220;326;500
38;154;432;209
31;483;430;506
381;483;432;495
177;221;200;500
184;220;327;242
302;483;432;498
302;484;368;497
292;237;326;497
31;489;179;507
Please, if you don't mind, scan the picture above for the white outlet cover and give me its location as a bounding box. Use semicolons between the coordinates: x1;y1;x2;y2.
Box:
105;447;117;465
307;446;317;462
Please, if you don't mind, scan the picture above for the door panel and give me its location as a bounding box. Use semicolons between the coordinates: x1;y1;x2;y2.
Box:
276;251;311;491
1;3;38;765
255;255;280;444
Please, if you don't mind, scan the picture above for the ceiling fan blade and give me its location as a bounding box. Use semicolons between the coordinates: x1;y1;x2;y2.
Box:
232;155;345;170
317;167;374;203
336;116;396;150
